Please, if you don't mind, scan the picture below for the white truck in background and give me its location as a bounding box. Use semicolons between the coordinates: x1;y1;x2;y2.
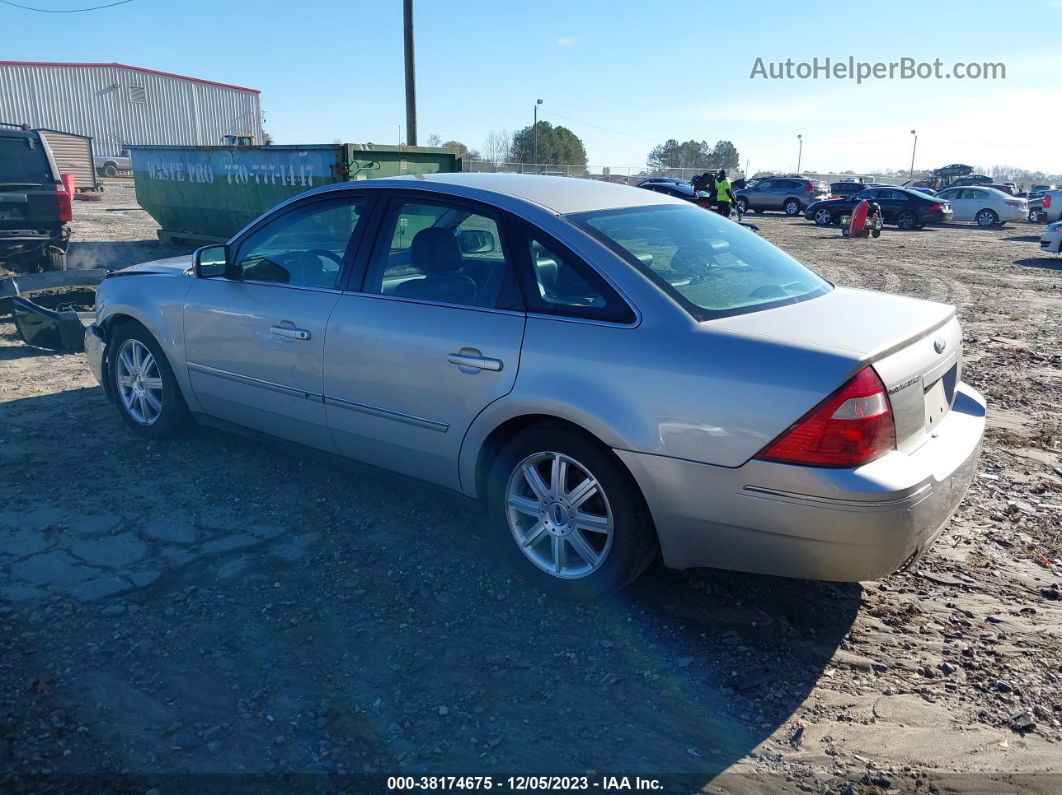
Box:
93;148;131;178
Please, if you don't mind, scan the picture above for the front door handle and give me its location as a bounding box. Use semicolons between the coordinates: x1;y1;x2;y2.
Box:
448;351;503;372
270;325;311;341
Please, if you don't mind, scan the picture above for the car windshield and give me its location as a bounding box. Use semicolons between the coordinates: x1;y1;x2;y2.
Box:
567;204;831;320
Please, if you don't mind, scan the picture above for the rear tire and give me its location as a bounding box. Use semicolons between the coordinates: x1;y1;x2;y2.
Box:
813;208;833;226
736;197;749;214
784;198;802;216
487;425;657;598
107;323;189;440
43;249;67;271
102;164;119;178
976;209;998;227
896;211;917;230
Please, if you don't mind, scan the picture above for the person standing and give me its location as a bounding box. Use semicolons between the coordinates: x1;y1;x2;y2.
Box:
714;169;735;217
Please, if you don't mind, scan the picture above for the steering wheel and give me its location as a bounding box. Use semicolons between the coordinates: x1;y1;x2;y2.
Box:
304;248;344;269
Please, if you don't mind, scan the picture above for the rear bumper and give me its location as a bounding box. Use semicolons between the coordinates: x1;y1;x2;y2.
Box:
617;383;986;582
0;225;70;267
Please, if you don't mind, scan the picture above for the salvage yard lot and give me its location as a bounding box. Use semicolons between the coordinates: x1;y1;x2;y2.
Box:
1;184;1060;792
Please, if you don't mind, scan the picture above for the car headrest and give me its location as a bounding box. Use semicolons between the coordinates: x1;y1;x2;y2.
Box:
411;227;463;275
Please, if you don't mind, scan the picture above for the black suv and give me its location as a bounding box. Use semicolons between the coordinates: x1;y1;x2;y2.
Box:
0;126;71;271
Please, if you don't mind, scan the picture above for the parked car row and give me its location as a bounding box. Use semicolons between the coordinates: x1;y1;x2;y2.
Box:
805;186;952;229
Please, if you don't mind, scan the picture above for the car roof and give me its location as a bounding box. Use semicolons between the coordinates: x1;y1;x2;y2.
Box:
306;173;684;215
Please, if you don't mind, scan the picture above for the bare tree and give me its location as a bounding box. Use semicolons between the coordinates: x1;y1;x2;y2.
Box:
482;129;511;169
426;133;442;147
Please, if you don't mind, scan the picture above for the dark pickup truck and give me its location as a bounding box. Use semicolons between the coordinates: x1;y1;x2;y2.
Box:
0;126;72;271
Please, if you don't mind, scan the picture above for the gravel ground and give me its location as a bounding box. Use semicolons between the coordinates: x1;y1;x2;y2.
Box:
1;185;1060;793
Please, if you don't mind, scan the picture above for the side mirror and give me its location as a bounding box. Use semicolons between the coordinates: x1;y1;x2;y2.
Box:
457;229;496;254
193;244;230;278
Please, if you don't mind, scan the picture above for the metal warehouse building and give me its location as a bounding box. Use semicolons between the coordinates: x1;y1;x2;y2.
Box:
0;61;262;157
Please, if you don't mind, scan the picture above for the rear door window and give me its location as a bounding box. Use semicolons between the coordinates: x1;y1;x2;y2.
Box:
363;198;518;310
0;137;51;185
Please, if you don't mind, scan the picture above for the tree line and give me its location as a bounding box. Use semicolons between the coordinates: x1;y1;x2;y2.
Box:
423;128;741;174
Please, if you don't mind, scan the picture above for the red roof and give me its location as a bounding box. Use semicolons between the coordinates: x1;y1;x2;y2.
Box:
0;61;260;94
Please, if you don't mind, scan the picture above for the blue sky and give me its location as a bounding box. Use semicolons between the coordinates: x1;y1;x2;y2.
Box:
4;0;1061;175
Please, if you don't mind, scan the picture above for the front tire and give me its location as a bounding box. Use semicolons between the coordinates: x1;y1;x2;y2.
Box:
784;198;802;216
102;164;119;178
976;209;998;227
107;324;189;439
488;425;657;597
813;208;833;226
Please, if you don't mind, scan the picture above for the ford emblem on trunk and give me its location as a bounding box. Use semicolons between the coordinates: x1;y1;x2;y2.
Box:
933;337;947;354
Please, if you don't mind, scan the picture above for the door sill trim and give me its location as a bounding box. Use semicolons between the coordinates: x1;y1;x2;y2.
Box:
187;361;324;402
324;395;449;433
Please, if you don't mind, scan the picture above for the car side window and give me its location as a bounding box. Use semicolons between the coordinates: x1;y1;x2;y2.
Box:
363;199;515;309
966;189;986;200
232;198;365;288
515;226;634;324
851;190;873;201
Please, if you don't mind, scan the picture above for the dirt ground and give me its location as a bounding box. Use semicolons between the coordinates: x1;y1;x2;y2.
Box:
1;184;1060;793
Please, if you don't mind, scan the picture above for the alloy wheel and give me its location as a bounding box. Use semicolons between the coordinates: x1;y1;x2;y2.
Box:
505;451;614;579
115;338;164;426
814;208;832;225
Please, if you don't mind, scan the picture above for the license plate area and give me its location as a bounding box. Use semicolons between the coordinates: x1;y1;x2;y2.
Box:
924;377;949;430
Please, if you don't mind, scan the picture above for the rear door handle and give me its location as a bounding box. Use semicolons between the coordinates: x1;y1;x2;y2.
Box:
448;352;503;372
270;325;311;341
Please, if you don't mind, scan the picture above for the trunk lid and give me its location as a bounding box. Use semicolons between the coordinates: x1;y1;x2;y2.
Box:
709;286;962;454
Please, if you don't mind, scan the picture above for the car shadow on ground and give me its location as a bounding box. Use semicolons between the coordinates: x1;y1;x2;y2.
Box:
0;386;861;790
1002;234;1043;243
1013;256;1062;270
67;240;193;271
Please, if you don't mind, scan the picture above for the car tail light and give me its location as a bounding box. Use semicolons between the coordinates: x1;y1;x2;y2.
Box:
929;203;944;212
1006;200;1021;207
55;183;72;223
805;182;813;194
1044;194;1052;209
756;367;896;468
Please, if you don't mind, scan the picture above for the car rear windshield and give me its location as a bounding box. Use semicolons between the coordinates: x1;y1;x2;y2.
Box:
0;136;51;185
567;204;831;320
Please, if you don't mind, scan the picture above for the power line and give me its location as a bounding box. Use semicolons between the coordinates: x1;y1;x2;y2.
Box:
0;0;133;11
539;109;658;143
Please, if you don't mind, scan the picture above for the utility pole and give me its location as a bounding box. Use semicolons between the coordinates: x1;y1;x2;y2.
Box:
796;134;803;173
533;98;543;171
403;0;417;147
909;130;918;180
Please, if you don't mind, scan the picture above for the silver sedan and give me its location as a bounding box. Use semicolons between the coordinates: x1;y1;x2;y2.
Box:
85;174;986;595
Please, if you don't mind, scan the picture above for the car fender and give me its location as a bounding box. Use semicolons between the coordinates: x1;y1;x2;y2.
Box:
95;274;201;412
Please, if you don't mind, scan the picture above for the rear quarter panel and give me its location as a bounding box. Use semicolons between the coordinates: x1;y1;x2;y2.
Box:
459;312;860;496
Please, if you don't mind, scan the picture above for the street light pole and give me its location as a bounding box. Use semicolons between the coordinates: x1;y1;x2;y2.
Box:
533;98;543;172
403;0;417;147
909;130;918;180
796;134;803;173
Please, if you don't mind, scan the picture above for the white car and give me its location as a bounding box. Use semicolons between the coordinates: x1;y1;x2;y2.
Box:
935;186;1027;226
1041;221;1062;254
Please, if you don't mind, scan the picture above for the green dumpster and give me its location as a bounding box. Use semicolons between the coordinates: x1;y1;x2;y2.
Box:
130;143;461;244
